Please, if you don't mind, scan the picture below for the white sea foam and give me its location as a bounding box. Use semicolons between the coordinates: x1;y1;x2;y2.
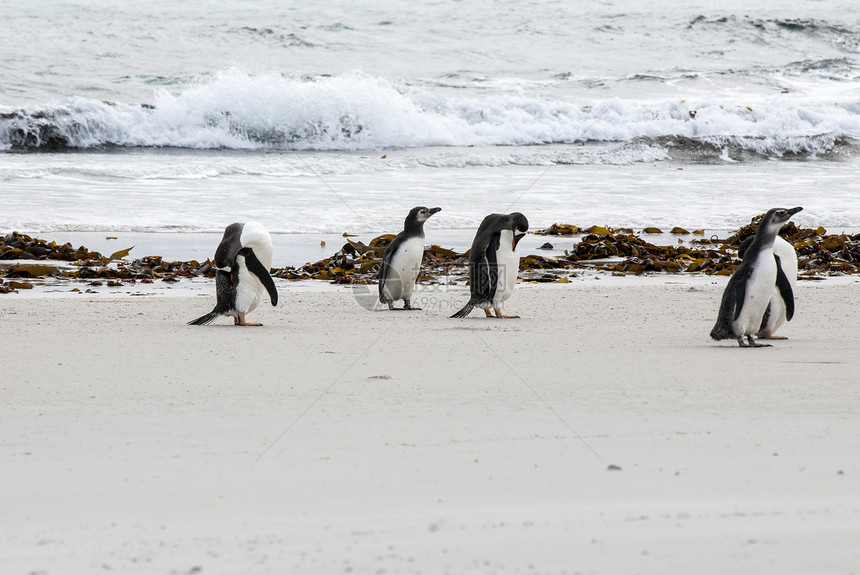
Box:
3;71;860;159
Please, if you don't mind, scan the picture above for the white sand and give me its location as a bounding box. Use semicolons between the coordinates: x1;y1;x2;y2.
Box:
2;278;859;574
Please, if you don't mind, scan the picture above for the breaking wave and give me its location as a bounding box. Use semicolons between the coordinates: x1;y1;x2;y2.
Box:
3;70;860;161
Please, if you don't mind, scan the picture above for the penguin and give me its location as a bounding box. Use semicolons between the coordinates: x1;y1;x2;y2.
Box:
189;222;279;326
450;212;529;319
738;233;798;339
377;206;441;310
710;207;802;347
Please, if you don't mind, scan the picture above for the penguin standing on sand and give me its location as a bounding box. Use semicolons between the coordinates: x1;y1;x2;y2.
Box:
738;233;799;339
450;212;529;319
189;222;279;326
378;206;441;310
710;207;802;347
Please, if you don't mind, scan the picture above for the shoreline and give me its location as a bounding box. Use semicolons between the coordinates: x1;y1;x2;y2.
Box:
2;269;859;301
7;223;860;271
2;228;733;270
5;219;860;295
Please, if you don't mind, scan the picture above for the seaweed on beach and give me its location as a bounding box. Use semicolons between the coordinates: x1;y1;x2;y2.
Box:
717;217;859;279
270;235;471;284
291;216;860;282
532;217;860;279
0;231;211;290
3;217;860;293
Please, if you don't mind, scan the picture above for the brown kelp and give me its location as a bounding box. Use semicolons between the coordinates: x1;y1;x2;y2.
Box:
3;217;860;293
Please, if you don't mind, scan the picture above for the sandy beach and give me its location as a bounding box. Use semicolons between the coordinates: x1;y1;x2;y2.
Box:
2;277;859;574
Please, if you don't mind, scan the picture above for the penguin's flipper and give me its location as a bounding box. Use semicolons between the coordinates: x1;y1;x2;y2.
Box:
377;241;395;303
730;269;751;322
774;254;795;321
188;310;221;326
242;248;279;306
710;269;748;340
471;232;501;302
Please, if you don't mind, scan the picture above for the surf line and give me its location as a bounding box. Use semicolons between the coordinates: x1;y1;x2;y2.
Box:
502;118;598;211
297;153;372;230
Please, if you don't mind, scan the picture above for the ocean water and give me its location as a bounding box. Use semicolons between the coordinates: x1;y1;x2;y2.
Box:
2;0;860;265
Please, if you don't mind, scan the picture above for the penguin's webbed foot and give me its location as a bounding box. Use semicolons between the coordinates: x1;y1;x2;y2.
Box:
738;335;770;348
484;309;496;318
388;302;396;311
493;307;519;319
400;300;421;311
236;314;263;326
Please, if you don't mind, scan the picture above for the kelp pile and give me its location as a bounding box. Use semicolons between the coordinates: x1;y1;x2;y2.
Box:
3;217;860;293
270;235;469;284
534;223;707;236
0;232;212;293
530;219;860;279
723;219;860;278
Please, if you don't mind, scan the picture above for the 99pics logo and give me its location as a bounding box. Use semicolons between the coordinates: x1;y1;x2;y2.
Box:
351;280;469;313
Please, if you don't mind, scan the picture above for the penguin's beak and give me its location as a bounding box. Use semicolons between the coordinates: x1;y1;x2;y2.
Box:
429;207;441;215
513;232;526;250
787;206;803;216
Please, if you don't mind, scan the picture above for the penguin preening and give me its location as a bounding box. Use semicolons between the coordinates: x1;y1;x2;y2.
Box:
738;233;799;339
188;222;279;326
378;206;441;310
450;212;529;319
710;207;802;347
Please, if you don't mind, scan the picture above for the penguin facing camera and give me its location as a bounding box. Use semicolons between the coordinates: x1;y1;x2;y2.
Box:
738;230;799;339
710;207;802;347
189;222;279;326
450;212;529;319
378;206;441;310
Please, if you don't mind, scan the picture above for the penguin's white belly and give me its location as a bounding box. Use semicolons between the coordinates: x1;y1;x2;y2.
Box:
234;255;266;315
383;236;424;301
233;222;273;316
493;230;520;306
763;291;787;333
764;237;798;332
733;251;776;336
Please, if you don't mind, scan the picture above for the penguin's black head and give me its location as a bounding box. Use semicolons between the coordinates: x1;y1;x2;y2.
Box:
406;206;442;225
761;206;802;234
509;212;529;233
509;212;529;249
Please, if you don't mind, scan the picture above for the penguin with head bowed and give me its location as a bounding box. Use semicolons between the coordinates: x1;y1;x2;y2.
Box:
377;206;441;310
710;207;802;347
450;212;529;319
189;222;279;326
738;230;799;340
